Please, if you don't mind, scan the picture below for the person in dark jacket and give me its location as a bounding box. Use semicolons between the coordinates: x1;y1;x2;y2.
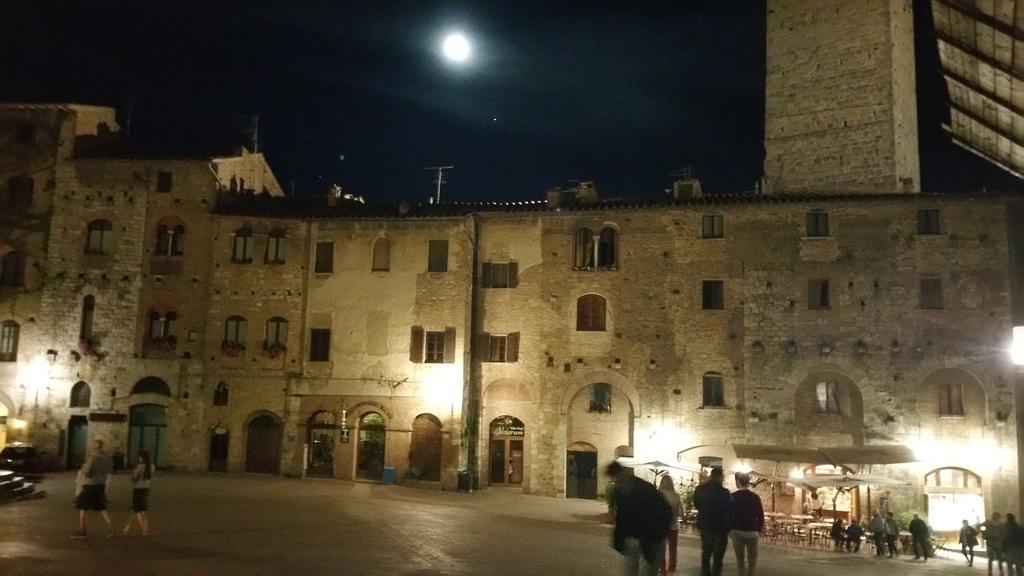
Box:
605;462;673;576
693;467;733;576
908;514;930;561
1003;514;1024;576
829;519;846;550
961;519;980;566
845;519;864;553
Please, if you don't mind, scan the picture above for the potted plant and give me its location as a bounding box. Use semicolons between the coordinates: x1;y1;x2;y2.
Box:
149;335;177;352
262;341;287;359
221;340;245;357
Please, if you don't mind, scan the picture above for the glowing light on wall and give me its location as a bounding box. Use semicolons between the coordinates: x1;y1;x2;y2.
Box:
420;364;461;410
9;418;27;430
1012;326;1024;365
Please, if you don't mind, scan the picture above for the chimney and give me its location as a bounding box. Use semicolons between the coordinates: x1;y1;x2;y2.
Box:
546;187;562;209
672;178;703;200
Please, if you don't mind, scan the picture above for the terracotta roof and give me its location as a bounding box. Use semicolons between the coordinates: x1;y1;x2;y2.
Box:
214;189;1016;220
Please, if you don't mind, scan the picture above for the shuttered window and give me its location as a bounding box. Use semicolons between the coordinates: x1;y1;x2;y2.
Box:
309;328;331;361
481;262;519;288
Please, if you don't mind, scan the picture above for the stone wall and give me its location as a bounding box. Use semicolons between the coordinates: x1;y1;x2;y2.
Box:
763;0;920;194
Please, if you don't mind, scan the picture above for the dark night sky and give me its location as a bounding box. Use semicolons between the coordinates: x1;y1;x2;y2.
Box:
2;1;1020;202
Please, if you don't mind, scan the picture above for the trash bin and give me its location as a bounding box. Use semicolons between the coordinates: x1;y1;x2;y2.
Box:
457;470;472;492
382;466;396;486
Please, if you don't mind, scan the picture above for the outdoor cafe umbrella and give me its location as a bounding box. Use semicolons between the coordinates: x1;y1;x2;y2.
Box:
792;473;910;517
615;457;701;481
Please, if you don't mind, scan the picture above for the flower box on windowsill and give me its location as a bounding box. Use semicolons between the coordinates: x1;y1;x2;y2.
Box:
147;335;177;353
221;340;245;357
77;338;101;359
262;342;287;359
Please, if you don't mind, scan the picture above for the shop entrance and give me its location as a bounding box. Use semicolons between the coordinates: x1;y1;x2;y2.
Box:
566;443;598;499
489;415;524;485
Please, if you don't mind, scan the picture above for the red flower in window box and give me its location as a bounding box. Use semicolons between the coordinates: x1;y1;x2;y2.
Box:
77;338;99;357
262;341;287;359
221;340;245;357
148;335;177;352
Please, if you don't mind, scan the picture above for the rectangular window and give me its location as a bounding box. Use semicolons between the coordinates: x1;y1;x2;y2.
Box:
425;331;446;363
488;335;508;362
156;171;173;193
701;215;724;239
481;262;518;288
0;322;18;361
266;235;286;264
428;240;448;273
309;328;331;361
702;280;724;310
917;209;941;235
314;242;334;274
920;278;944;310
806;211;830;237
808;280;831;310
702;373;725;407
938;383;964;417
589;383;612;413
232;234;254;263
816;382;840;414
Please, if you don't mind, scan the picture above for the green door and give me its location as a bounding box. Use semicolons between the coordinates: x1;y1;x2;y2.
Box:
129;405;168;468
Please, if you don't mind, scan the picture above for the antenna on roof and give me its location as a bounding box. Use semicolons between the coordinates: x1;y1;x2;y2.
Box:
424;165;454;204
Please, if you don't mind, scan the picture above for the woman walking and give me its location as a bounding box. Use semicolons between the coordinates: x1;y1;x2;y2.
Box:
658;475;681;575
122;450;153;536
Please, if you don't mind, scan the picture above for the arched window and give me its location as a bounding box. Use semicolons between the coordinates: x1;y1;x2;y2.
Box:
265;317;288;350
924;467;984;531
86;220;113;254
7;176;33;210
213;382;229;406
589;383;612;413
816;381;840;414
0;251;26;287
702;372;725;407
371;237;391;271
232;228;254;263
574;228;594;269
79;296;95;341
0;320;19;361
147;310;177;339
597;227;617;268
70;381;91;408
937;382;964;417
576;294;607;331
156;224;185;256
131;376;171;396
265;229;286;263
224;316;247;345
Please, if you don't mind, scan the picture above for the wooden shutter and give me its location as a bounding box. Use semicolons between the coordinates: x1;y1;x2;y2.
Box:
506;332;520;362
410;326;424;363
481;263;492;287
443;327;457;363
508;262;519;288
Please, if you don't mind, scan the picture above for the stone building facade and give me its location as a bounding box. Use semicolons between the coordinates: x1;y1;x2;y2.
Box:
0;0;1020;530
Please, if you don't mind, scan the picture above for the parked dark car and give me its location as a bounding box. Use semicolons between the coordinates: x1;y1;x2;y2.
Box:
0;444;41;473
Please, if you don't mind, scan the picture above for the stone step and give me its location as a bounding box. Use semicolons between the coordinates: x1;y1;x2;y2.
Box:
0;476;26;494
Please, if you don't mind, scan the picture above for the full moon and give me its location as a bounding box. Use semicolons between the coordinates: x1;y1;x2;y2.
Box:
442;34;471;62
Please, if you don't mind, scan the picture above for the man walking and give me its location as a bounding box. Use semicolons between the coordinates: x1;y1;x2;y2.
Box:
72;439;114;539
908;514;930;561
884;512;901;558
605;462;673;576
693;467;733;576
977;512;1006;576
730;472;763;576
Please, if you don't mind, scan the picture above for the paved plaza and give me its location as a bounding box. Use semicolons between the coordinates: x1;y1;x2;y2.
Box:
0;473;995;575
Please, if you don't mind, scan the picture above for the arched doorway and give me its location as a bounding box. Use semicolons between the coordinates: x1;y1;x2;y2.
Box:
356;412;386;480
245;414;282;473
208;428;229;472
67;416;89;469
925;467;985;532
129;405;168;468
307;411;336;477
566;441;598;499
409;413;442;481
489;415;524;485
802;464;858;521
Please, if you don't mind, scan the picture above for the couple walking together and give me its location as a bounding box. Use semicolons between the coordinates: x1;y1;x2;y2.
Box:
73;439;154;538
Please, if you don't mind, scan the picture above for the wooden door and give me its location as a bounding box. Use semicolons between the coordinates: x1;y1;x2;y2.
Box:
246;415;282;473
409;414;442;481
208;433;229;472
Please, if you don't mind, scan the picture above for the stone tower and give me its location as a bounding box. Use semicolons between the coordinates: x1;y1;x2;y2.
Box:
763;0;920;194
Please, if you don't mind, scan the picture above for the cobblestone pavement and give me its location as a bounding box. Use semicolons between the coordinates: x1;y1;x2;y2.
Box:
0;473;992;575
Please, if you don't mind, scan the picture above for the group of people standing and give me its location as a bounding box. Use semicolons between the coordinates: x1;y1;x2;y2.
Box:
606;463;764;576
72;439;154;539
975;512;1024;576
